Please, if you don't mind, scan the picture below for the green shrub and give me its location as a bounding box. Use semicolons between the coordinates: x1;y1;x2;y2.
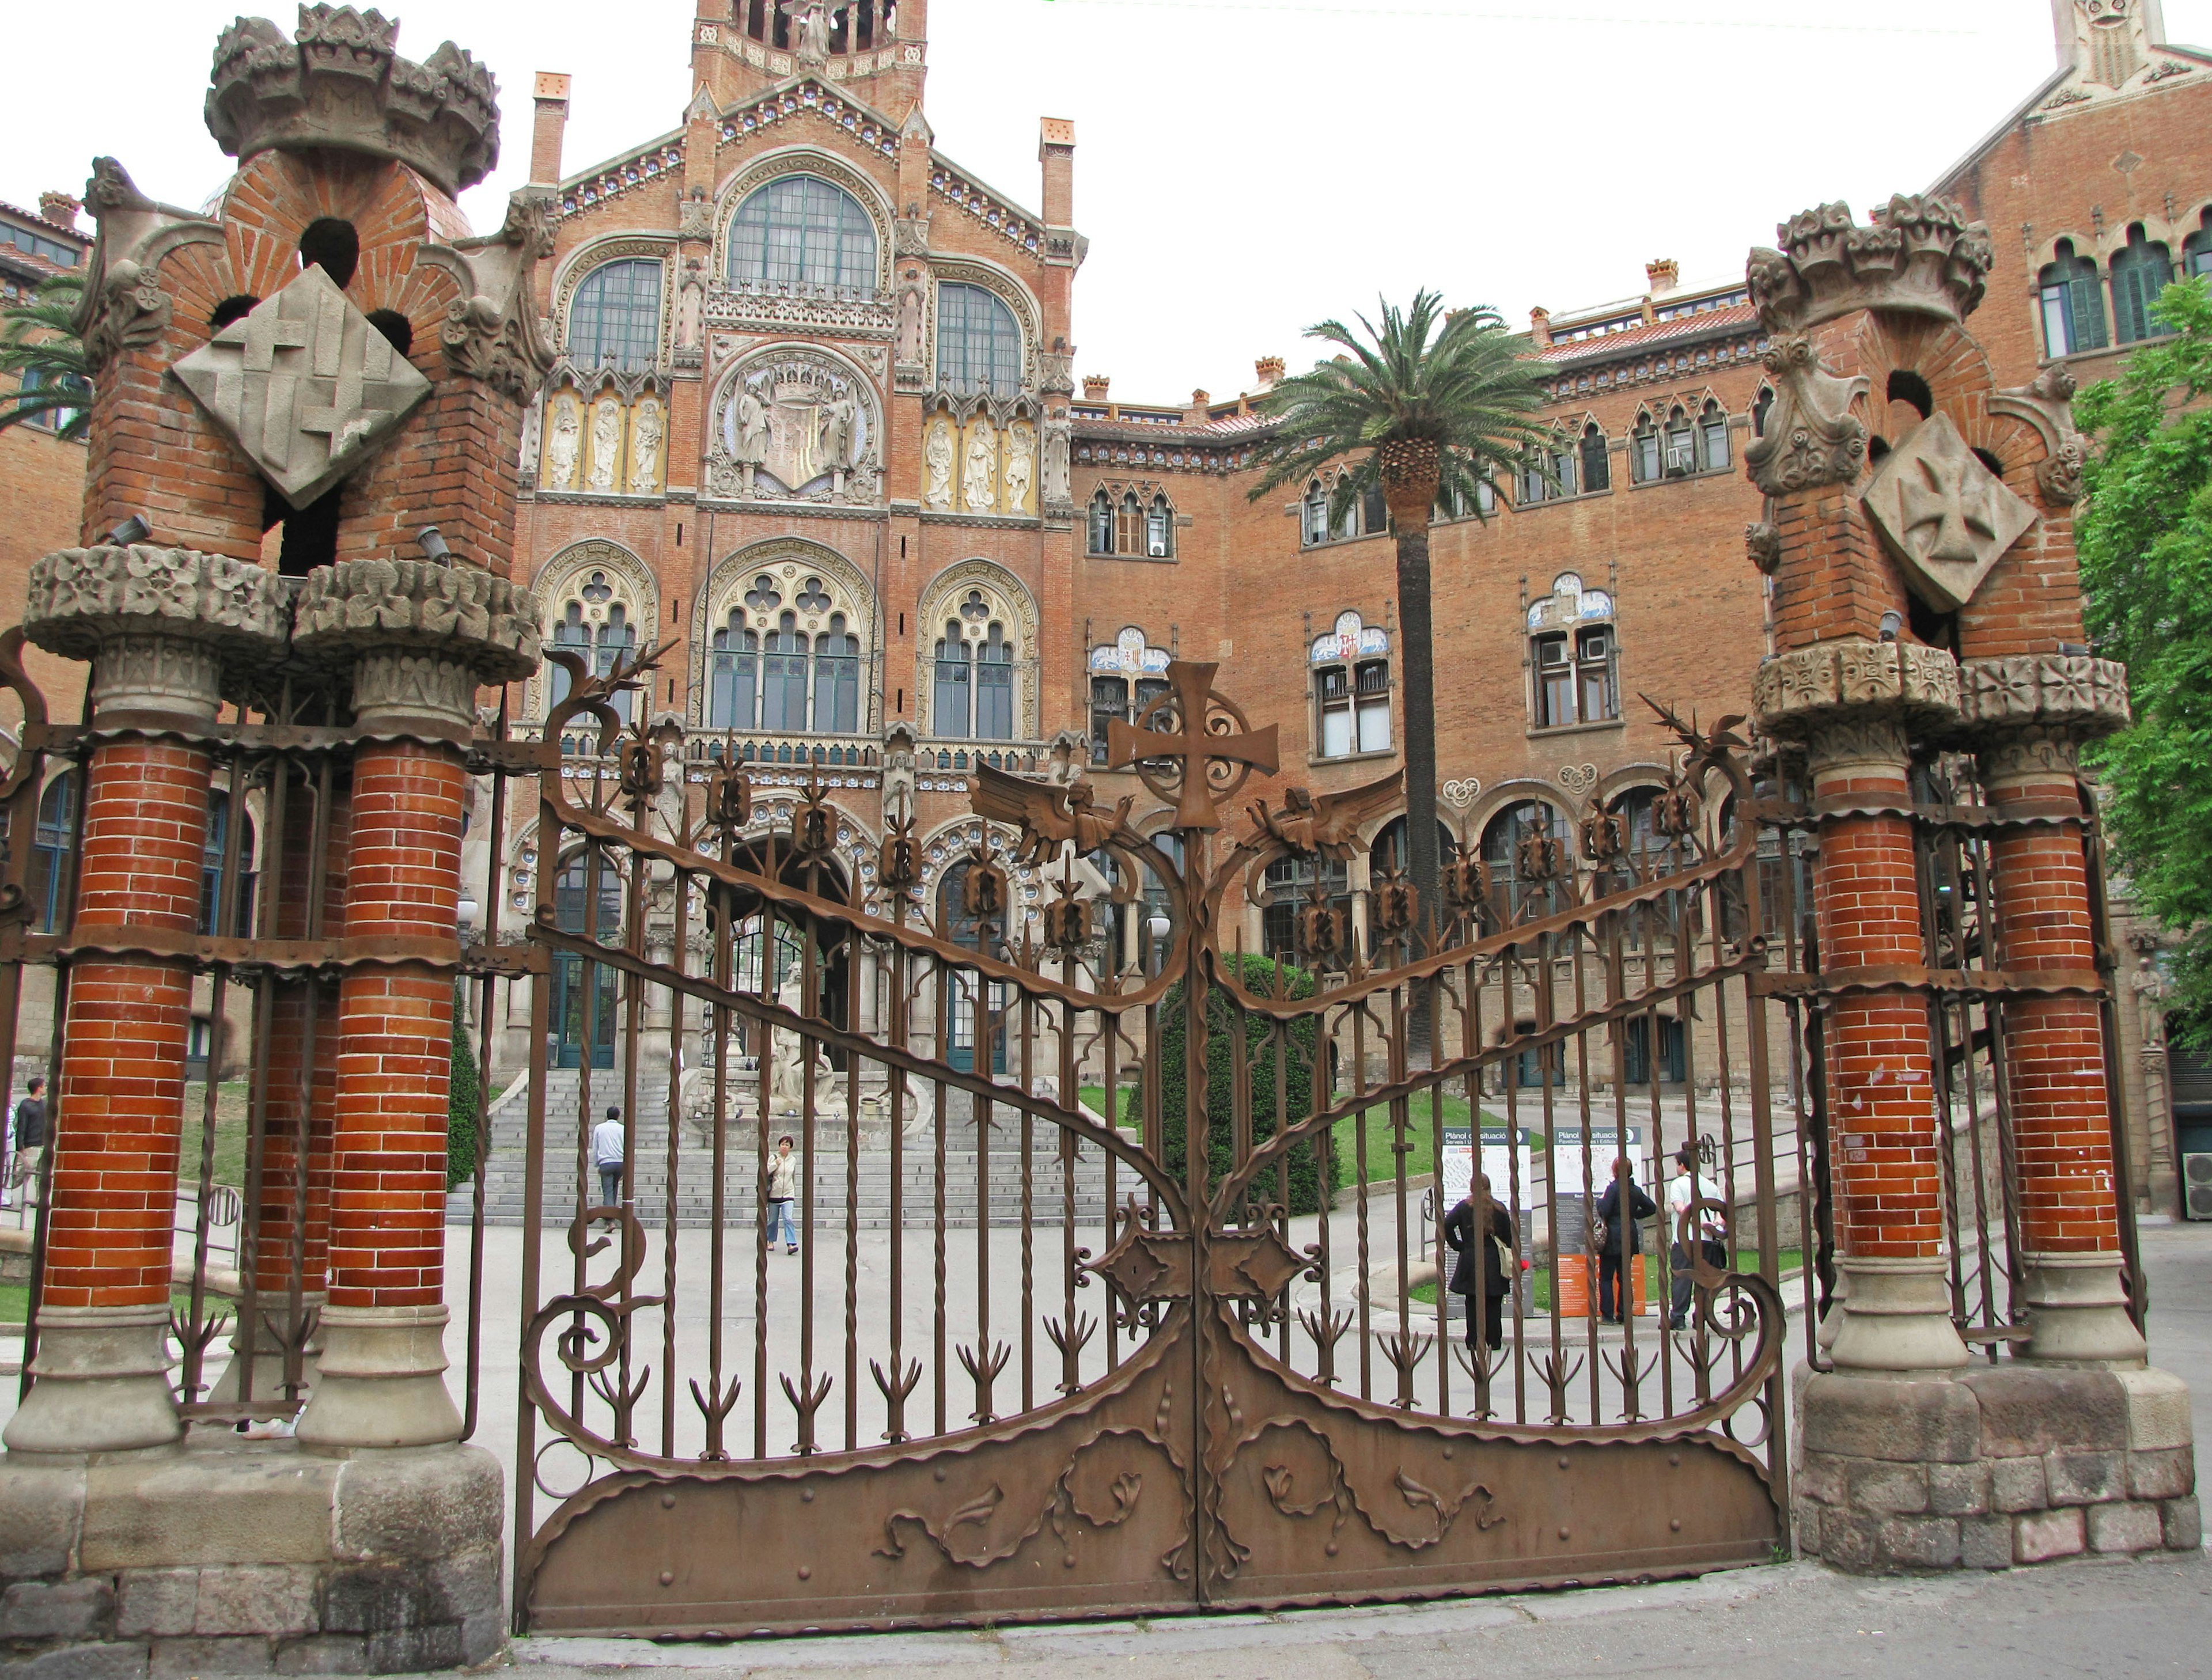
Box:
447;1008;481;1192
1158;954;1336;1216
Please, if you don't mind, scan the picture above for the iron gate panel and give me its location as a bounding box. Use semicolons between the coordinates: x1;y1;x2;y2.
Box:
509;658;1791;1633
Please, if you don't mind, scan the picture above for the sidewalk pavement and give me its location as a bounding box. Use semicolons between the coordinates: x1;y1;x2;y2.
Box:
488;1220;2212;1679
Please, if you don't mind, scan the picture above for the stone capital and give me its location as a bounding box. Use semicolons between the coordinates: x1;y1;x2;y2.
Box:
1955;653;2130;747
293;558;539;729
1752;637;1961;744
23;544;290;720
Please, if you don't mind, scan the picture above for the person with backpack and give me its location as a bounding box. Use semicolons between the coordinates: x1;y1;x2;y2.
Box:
1666;1143;1728;1329
1594;1155;1658;1323
1443;1175;1517;1352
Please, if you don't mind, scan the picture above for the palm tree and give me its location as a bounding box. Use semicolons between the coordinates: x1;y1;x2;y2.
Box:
1249;291;1551;956
1;273;92;442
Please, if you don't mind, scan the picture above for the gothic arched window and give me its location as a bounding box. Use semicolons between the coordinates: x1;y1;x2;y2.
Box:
2039;238;2108;358
1088;490;1115;555
2188;210;2212;280
2111;223;2176;344
29;770;77;934
1302;480;1330;547
1664;404;1696;476
728;175;879;291
813;613;860;734
762;610;810;730
1631;412;1660;483
975;623;1014;740
1146;494;1175;559
1699;399;1730;471
707;610;760;730
934;621;972;738
1482;799;1571;924
1580;422;1611;492
1119;491;1145;553
936;283;1022;394
567;259;662;370
1361;482;1387;535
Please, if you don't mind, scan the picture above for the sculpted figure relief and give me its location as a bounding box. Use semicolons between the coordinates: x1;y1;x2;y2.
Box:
628;399;664;494
1003;420;1035;514
1041;415;1072;506
897;270;927;365
790;1;832;65
675;263;706;352
768;969;837;1115
925;416;956;510
963;421;998;513
734;384;771;465
820;393;857;473
588;396;623;492
545;396;582;490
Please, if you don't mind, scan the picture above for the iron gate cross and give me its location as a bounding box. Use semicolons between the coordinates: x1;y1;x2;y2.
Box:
1104;660;1278;830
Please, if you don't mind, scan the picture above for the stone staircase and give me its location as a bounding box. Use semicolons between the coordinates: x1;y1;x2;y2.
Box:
449;1064;1116;1230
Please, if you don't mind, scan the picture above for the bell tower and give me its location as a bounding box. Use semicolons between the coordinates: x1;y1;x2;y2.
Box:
691;0;927;116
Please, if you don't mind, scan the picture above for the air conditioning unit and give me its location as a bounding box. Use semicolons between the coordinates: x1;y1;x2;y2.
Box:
2185;1154;2212;1222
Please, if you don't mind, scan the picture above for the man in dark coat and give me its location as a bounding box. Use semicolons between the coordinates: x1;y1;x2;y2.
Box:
1443;1176;1517;1352
1594;1155;1657;1323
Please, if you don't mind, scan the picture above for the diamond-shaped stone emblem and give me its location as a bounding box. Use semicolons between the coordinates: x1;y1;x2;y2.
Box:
173;265;431;510
1861;411;2037;612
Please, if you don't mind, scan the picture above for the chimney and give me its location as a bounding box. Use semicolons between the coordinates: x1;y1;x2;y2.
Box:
1253;355;1285;391
37;191;81;232
1082;375;1110;402
1039;117;1075;229
531;71;571;186
1185;389;1210;423
1529;306;1552;349
1645;257;1680;294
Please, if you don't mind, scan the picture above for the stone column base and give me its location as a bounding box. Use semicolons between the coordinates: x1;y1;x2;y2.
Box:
1796;1362;2198;1571
1827;1256;1969;1375
207;1293;327;1409
2;1305;182;1454
0;1436;502;1673
2023;1254;2149;1364
297;1304;462;1451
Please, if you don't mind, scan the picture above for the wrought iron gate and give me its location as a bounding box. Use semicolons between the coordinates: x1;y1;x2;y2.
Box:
512;659;1791;1635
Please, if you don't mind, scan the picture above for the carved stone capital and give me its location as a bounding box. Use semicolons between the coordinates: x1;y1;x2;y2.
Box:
78;257;172;375
206;7;501;198
1742;335;1869;496
1993;365;2086;507
443;188;560;400
1978;728;2083;790
1752;637;1961;742
1955;653;2130;743
293;557;539;726
1746;194;1993;335
24;544;290;719
1805;718;1914;782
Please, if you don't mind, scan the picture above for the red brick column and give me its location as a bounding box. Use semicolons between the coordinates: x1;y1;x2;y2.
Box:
1803;716;1968;1374
7;544;286;1453
292;558;537;1450
1977;723;2145;1362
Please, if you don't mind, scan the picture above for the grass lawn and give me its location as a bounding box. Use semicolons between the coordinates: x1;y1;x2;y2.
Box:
1077;1085;1142;1132
1332;1094;1510;1187
179;1082;256;1189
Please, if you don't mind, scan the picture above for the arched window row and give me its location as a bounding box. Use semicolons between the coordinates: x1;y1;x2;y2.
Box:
1518;421;1614;505
1300;473;1388;548
1527;571;1619;731
734;1;897;53
1086;486;1176;558
1310;610;1391;760
1630;398;1731;484
2039;215;2212;358
706;570;865;735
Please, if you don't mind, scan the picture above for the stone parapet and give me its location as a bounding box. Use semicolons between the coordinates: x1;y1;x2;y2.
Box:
1796;1364;2198;1571
1751;636;1961;742
205;6;501;198
22;544;290;718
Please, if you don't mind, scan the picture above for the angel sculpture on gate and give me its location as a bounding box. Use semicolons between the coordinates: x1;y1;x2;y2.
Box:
969;763;1137;867
1246;769;1403;862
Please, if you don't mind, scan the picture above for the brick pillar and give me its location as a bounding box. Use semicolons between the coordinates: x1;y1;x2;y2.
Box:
1963;662;2146;1364
292;559;537;1451
1804;711;1969;1374
7;544;286;1453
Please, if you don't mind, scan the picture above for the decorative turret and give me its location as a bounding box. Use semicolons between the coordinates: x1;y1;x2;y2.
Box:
1747;195;1994;334
206;3;501;198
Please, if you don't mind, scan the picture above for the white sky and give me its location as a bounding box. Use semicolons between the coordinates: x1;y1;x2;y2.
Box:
10;1;2211;402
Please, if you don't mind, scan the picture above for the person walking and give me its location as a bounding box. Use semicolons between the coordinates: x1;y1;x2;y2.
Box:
6;1076;47;1210
1666;1143;1728;1329
591;1106;624;1208
766;1135;800;1254
1594;1155;1658;1323
1443;1175;1517;1353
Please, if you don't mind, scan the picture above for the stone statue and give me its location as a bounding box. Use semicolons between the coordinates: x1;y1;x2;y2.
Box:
588;395;623;491
2131;953;2169;1049
1003;420;1035;513
628;399;663;494
924;416;955;510
545;396;581;490
517;398;541;480
768;969;835;1115
1041;414;1071;506
963;420;997;513
896;270;927;365
791;1;832;65
675;264;705;351
820;392;856;473
735;384;771;465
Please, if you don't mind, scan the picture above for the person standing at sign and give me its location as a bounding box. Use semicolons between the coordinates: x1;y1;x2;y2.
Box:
1594;1155;1657;1323
1667;1143;1727;1329
1444;1175;1516;1352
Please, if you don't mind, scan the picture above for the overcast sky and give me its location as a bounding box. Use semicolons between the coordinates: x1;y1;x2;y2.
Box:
11;1;2210;400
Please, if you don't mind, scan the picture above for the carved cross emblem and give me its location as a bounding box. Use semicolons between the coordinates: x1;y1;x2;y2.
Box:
173;264;431;511
1104;660;1278;831
1862;411;2036;611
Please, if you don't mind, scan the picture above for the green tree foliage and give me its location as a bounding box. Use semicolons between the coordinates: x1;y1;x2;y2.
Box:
1;274;91;441
1157;953;1335;1216
2077;276;2212;1045
447;1006;482;1191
